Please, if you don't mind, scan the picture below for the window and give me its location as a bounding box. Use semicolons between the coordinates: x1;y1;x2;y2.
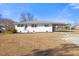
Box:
21;24;24;27
31;24;37;27
17;24;24;27
44;24;49;27
35;24;37;27
17;24;21;27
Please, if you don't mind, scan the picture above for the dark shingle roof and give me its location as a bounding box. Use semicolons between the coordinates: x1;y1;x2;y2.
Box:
15;21;69;25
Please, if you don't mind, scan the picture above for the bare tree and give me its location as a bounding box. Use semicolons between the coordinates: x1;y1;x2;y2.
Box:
74;20;78;27
20;13;27;22
20;12;34;22
26;13;34;21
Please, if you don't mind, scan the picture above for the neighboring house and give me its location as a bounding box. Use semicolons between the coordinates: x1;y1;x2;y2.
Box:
15;21;70;33
0;24;6;32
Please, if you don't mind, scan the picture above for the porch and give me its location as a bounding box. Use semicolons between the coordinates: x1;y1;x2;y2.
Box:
52;24;71;32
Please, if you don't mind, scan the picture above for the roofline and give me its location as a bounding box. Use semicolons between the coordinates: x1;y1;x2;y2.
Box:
15;22;69;25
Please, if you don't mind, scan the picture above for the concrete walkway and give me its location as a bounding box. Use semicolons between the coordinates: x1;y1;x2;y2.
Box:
62;32;79;45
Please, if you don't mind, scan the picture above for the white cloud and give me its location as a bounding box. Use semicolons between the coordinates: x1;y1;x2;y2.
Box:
69;3;79;9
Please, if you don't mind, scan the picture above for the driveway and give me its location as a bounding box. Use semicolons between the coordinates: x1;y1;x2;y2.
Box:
62;32;79;45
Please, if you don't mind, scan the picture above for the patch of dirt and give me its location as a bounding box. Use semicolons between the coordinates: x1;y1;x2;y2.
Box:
0;32;78;56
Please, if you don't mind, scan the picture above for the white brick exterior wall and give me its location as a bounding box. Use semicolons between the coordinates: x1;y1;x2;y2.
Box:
15;25;52;33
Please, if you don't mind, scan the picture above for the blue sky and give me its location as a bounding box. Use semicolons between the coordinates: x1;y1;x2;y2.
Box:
0;3;79;24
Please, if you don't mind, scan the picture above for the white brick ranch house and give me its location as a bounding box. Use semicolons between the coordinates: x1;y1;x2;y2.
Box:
15;21;70;33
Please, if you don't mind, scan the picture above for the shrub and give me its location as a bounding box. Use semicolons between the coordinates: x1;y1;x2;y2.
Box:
65;25;70;30
11;29;17;33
